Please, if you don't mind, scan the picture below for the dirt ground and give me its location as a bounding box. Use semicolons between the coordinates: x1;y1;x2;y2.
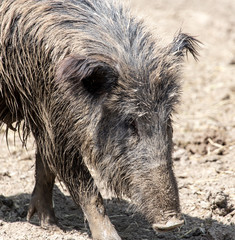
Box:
0;0;235;239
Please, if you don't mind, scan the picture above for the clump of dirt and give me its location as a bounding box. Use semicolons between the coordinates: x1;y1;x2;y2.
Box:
207;191;234;217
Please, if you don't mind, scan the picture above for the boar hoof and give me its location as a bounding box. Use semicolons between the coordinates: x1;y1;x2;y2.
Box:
27;199;57;229
152;216;184;232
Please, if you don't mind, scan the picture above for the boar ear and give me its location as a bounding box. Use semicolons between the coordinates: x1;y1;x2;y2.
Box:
169;32;201;61
56;55;118;95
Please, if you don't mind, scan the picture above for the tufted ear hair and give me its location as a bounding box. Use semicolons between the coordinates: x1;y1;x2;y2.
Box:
55;55;118;96
169;31;201;61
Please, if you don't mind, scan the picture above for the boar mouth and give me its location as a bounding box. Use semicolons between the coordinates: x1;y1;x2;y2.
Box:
152;215;184;232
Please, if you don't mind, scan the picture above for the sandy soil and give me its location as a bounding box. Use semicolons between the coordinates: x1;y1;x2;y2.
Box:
0;0;235;239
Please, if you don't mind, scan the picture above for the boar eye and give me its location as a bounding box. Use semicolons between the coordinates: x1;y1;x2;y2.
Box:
129;119;138;134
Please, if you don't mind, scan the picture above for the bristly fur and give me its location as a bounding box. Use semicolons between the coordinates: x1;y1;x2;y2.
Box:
0;0;200;235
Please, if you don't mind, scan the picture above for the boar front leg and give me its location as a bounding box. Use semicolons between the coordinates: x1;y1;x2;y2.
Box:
27;150;57;228
65;164;121;240
81;194;121;240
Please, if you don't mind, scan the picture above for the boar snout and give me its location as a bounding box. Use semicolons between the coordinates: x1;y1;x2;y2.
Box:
152;213;184;232
151;164;184;232
131;163;183;233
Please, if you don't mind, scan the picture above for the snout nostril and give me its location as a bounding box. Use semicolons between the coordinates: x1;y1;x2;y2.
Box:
152;216;184;232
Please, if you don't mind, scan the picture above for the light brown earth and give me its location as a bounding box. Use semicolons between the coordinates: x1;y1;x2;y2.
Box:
0;0;235;239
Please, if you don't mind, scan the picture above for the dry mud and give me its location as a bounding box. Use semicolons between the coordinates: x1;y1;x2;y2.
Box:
0;0;235;239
